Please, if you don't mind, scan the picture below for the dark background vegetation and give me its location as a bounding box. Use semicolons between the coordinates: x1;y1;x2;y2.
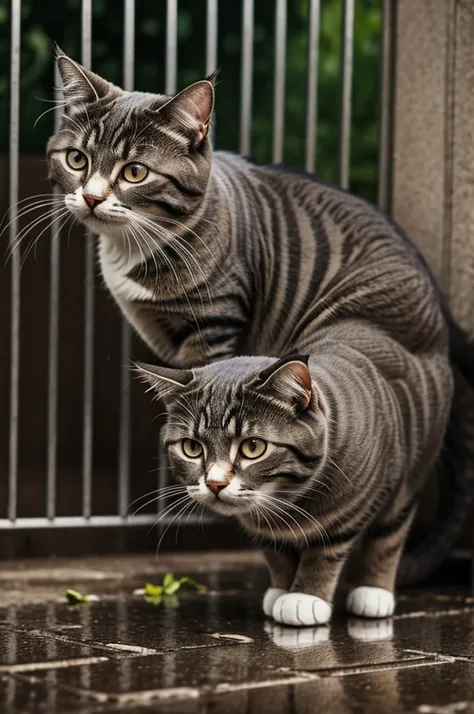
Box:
0;0;382;201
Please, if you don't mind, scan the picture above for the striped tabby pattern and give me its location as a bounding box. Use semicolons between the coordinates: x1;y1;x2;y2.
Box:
47;54;474;625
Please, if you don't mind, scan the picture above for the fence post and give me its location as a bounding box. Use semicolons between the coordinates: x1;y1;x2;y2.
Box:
391;0;474;566
391;0;474;331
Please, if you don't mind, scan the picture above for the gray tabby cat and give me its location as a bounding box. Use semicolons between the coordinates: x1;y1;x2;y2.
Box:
135;327;451;626
46;53;474;625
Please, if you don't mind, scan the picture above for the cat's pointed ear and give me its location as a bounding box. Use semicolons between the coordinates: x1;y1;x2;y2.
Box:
134;362;194;401
158;76;216;144
56;50;118;105
251;356;313;411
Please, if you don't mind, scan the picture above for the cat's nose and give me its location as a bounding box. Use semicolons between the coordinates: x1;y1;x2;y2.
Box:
206;481;228;495
83;194;104;211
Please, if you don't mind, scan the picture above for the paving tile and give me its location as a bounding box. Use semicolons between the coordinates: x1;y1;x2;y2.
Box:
0;596;260;657
202;661;474;714
0;627;108;671
0;675;105;714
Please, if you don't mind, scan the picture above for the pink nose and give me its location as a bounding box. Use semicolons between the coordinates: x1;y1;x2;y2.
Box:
83;194;103;210
206;481;228;495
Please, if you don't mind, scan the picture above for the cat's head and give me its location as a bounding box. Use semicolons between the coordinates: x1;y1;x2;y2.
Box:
47;51;215;242
136;356;329;516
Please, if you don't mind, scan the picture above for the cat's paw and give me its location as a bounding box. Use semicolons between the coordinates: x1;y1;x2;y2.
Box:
272;592;332;627
265;621;330;649
346;586;395;618
347;618;393;642
262;588;287;618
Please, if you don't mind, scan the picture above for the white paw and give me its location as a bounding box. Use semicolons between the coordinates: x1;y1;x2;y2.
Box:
265;621;330;649
347;618;394;642
346;586;395;618
272;592;332;627
262;587;287;618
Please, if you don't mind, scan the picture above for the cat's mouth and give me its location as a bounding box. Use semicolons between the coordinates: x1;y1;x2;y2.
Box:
187;487;253;515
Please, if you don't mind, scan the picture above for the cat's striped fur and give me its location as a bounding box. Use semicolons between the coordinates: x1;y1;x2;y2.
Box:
47;55;474;623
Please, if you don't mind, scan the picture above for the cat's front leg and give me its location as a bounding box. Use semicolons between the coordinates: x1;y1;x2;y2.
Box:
262;547;299;618
272;542;354;627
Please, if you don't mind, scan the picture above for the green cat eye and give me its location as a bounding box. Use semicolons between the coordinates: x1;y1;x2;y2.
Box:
66;149;87;171
239;438;267;459
122;163;148;183
182;439;203;458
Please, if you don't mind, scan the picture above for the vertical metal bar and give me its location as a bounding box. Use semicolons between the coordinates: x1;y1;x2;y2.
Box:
206;0;218;145
239;0;254;156
272;0;287;164
304;0;321;173
156;0;178;523
166;0;178;95
118;0;135;519
46;66;63;520
377;0;394;214
339;0;355;190
82;0;94;518
8;0;21;522
206;0;218;76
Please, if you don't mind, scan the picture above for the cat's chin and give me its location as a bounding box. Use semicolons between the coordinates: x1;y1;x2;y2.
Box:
203;499;252;516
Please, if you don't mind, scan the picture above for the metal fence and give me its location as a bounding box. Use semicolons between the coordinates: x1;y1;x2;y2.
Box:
1;0;393;534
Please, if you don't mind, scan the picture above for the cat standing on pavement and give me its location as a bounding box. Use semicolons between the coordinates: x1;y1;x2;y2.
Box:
44;53;474;625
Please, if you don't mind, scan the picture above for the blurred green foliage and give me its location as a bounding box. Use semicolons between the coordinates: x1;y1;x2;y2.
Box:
0;0;381;201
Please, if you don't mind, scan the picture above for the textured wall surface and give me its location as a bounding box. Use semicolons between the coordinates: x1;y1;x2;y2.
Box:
392;0;474;331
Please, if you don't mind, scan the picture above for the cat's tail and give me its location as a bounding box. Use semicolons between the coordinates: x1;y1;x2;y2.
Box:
397;312;474;586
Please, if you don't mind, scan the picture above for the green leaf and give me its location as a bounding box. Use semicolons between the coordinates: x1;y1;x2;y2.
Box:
162;573;175;590
164;580;181;595
178;577;208;592
145;594;163;606
65;589;90;605
163;595;180;609
144;583;164;598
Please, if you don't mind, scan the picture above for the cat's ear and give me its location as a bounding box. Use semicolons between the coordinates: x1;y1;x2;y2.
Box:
158;76;216;144
134;362;194;401
252;356;313;411
56;49;118;105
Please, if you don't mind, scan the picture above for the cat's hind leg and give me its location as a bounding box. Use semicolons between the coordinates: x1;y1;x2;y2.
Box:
345;500;417;619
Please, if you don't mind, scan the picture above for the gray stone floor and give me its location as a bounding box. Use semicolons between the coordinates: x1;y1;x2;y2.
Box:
1;551;474;713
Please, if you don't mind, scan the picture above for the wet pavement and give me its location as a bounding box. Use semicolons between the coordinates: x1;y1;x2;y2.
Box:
1;551;474;713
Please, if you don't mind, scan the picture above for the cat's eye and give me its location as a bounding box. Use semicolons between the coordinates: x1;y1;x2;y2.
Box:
239;438;267;459
181;439;203;458
66;149;88;171
122;163;148;183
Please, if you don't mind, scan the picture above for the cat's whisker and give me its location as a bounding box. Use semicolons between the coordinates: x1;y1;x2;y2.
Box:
258;494;304;545
258;502;286;544
147;493;191;538
18;210;71;268
327;457;351;486
129;484;184;506
1;198;65;239
129;486;185;515
261;493;331;551
6;206;71;268
252;503;276;544
155;495;193;553
136;212;214;304
131;217;209;347
34;103;69;128
175;497;200;543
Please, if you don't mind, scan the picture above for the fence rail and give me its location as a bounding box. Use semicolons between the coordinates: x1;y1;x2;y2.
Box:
1;0;392;532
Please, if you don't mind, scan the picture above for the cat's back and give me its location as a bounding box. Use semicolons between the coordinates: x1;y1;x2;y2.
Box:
212;153;447;357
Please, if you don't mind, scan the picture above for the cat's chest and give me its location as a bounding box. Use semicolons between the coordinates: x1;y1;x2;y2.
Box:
98;239;157;303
